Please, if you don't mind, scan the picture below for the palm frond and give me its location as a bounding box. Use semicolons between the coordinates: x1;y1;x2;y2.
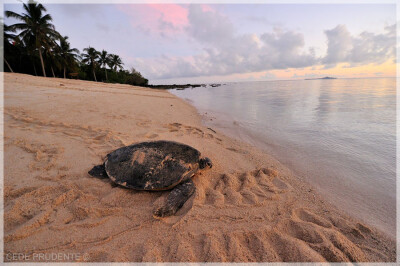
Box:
5;11;25;20
7;23;29;31
39;13;53;23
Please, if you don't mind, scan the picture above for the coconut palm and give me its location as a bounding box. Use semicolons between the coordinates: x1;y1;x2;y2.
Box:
44;40;59;77
81;46;100;81
6;2;61;77
21;32;40;76
3;24;16;72
108;54;123;72
98;50;111;81
58;36;79;78
4;22;38;75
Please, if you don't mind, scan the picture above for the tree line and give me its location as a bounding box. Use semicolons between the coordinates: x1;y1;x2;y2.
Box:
4;2;149;86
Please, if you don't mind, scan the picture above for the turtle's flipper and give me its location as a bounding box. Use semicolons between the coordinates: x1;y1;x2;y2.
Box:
88;164;108;179
153;179;196;218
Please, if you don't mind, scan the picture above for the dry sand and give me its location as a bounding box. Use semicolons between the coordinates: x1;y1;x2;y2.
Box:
3;73;396;262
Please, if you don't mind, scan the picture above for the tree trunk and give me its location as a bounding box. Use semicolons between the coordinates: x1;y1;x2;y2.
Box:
105;68;108;81
51;66;55;78
4;58;14;72
33;61;37;76
38;47;46;77
93;68;97;82
64;67;66;79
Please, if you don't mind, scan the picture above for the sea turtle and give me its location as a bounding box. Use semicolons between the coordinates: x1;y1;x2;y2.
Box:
88;140;212;218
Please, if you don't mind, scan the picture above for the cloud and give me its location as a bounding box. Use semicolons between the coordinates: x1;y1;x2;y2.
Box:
322;25;353;65
131;5;396;81
259;29;317;69
323;24;395;68
186;5;235;45
136;5;317;80
150;4;188;27
117;4;188;37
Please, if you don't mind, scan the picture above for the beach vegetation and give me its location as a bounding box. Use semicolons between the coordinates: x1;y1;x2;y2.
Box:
3;24;16;73
6;2;60;77
98;50;111;81
81;46;100;82
108;54;123;72
57;36;80;79
4;1;148;86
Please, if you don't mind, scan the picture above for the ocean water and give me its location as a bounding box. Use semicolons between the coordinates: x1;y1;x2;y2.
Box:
171;78;396;237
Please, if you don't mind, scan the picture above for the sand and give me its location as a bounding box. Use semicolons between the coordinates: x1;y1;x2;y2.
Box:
3;73;396;262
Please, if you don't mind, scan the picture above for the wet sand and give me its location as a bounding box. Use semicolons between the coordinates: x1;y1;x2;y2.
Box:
3;73;396;262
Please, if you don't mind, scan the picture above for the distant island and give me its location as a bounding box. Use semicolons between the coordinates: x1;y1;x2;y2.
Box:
305;76;337;80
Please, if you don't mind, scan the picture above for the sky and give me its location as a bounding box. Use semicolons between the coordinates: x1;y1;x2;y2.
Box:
4;2;397;84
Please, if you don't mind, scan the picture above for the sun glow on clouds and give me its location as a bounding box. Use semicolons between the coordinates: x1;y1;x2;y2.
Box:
223;60;396;81
266;60;397;80
149;4;188;27
116;4;395;83
152;60;396;85
116;4;187;35
116;4;213;36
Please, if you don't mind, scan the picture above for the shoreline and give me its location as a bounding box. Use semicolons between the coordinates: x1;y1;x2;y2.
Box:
4;73;395;262
189;107;395;238
170;80;396;239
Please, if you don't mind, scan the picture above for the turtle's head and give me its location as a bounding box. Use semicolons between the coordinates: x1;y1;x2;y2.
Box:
199;157;213;169
88;163;108;179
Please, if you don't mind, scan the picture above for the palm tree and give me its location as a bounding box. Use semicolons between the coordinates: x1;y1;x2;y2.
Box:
108;54;123;72
98;50;110;81
20;32;40;76
58;36;79;78
6;2;60;77
44;40;59;77
81;46;100;81
3;24;16;72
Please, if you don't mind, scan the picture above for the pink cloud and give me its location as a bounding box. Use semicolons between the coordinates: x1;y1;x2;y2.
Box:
200;4;214;13
149;4;188;26
117;4;188;35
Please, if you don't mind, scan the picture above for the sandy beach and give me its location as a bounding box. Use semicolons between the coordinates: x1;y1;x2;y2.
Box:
3;73;396;262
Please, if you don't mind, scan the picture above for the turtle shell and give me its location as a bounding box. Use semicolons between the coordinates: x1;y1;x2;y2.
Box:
104;140;201;190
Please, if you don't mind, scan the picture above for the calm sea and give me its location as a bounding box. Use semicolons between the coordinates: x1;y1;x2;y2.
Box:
171;78;396;237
